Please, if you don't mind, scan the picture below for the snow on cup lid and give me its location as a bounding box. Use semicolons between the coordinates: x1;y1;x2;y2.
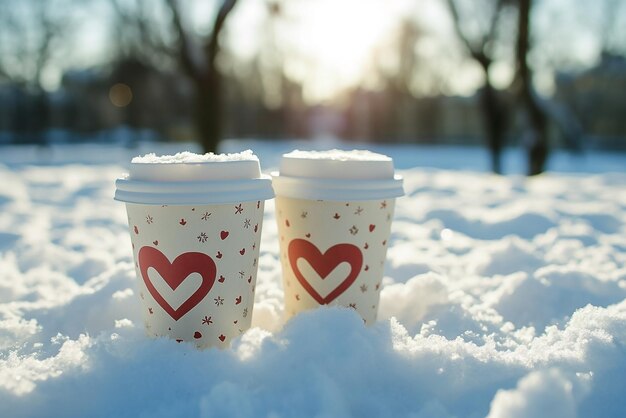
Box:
272;149;404;201
115;150;274;205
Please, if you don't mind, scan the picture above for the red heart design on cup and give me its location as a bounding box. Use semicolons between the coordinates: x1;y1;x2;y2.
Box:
138;246;216;321
288;239;363;305
220;230;229;240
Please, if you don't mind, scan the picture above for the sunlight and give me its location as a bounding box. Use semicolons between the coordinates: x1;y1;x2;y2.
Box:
280;0;410;102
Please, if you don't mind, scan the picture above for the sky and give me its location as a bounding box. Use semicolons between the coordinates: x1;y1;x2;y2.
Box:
4;0;624;101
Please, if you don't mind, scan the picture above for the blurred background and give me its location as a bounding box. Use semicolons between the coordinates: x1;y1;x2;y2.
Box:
0;0;625;174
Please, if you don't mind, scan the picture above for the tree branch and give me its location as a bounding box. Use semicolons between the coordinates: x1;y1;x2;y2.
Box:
165;0;199;79
483;0;506;49
205;0;238;67
446;0;479;57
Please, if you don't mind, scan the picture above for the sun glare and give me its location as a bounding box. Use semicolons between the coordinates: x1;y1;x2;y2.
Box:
280;0;409;102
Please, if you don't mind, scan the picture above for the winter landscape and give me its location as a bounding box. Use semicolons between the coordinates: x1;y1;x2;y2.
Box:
0;139;625;418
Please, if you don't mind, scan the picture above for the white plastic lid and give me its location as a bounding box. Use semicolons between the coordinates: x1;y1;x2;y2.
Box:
115;150;274;205
272;149;404;201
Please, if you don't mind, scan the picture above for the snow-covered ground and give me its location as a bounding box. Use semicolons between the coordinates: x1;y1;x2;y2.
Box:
1;140;625;418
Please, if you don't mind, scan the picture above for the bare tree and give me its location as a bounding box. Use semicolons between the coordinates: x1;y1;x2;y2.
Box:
0;0;75;143
0;0;68;90
515;0;549;175
111;0;239;153
446;0;512;174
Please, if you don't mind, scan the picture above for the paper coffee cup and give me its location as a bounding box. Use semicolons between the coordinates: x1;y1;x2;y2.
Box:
272;150;404;324
115;151;273;348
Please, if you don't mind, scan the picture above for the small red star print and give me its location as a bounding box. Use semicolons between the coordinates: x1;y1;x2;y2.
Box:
146;215;153;224
333;213;341;220
148;307;153;314
202;316;213;325
380;200;387;209
179;218;187;226
235;296;242;305
214;296;224;306
235;204;243;214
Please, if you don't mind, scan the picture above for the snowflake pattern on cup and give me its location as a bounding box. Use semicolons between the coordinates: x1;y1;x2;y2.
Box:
125;200;265;349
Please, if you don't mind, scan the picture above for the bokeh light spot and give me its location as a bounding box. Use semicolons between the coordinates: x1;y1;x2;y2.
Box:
109;83;133;107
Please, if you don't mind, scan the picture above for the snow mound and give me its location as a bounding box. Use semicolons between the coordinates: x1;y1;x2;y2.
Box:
1;142;626;417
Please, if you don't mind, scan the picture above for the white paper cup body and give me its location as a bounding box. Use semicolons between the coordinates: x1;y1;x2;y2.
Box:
116;152;273;349
125;200;264;348
276;197;395;324
272;150;403;324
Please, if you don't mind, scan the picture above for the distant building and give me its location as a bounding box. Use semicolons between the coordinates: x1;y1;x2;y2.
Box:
555;52;626;149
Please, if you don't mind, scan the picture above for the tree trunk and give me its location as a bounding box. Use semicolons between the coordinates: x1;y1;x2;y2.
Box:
478;59;506;174
194;69;222;154
481;82;506;174
517;0;549;175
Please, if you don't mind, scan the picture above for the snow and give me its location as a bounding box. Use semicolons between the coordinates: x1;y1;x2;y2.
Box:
1;140;626;417
131;150;259;164
283;149;391;161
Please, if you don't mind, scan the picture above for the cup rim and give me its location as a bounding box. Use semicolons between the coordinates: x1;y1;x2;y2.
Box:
115;175;274;205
